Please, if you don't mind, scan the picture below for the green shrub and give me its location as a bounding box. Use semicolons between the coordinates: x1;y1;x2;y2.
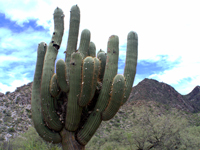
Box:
0;136;4;141
3;116;12;122
15;118;22;124
8;128;15;133
28;114;32;118
5;111;11;117
16;97;20;104
15;88;20;92
0;127;61;150
1;126;6;131
5;91;10;95
2;99;7;102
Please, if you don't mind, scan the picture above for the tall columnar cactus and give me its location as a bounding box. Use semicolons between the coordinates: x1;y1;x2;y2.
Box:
31;5;138;150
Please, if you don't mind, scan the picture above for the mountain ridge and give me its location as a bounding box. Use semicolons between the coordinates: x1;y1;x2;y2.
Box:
129;78;200;113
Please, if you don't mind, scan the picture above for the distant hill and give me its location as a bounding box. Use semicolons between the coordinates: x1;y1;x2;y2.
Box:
128;78;200;113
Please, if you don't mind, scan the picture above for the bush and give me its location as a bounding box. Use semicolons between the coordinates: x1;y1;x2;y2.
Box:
5;103;9;107
0;136;4;141
0;127;61;150
3;116;12;122
8;128;15;133
5;111;11;117
5;91;10;95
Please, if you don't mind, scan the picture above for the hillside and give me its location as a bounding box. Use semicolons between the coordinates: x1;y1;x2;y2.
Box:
0;78;200;144
184;86;200;112
0;83;32;141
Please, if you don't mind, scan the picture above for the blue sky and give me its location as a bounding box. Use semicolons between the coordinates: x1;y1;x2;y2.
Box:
0;0;200;95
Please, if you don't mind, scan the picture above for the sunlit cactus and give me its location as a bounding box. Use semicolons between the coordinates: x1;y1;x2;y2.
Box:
31;5;138;150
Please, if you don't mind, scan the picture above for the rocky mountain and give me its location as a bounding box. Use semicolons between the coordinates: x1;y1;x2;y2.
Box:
184;86;200;112
0;78;200;143
0;83;32;142
129;78;200;113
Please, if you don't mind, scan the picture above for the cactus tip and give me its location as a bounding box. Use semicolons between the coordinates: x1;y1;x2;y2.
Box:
128;31;138;40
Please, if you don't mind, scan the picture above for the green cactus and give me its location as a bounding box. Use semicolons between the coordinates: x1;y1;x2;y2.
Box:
31;5;138;150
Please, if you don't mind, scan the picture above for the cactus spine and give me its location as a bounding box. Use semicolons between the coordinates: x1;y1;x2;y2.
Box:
31;5;138;150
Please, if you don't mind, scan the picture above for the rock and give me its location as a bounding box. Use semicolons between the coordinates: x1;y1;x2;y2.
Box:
0;92;4;97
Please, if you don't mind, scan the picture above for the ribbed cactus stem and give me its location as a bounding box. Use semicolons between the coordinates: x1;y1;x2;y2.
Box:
102;74;125;121
50;74;60;97
40;7;64;131
97;51;107;81
96;35;119;111
78;29;91;59
90;57;100;100
88;42;96;57
65;5;80;82
65;52;83;131
79;56;95;107
31;42;61;143
56;59;69;93
122;31;138;105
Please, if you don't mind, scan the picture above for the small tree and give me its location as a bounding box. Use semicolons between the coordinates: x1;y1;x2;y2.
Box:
128;105;189;150
179;126;200;149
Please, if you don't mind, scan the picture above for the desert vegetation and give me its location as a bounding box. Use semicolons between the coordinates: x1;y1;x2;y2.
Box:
1;101;200;150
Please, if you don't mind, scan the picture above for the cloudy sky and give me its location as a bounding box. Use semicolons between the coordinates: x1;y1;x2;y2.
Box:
0;0;199;95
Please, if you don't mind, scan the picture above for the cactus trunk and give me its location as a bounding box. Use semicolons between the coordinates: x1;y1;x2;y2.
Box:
60;128;85;150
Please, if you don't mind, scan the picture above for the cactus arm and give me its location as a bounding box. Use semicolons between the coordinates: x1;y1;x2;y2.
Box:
97;51;107;82
77;111;102;145
97;49;105;55
79;56;95;107
40;7;64;131
78;57;99;107
88;42;96;57
77;29;91;59
102;74;125;121
77;35;119;145
50;74;60;97
65;52;83;131
122;31;138;105
90;57;100;100
31;42;61;143
96;35;119;111
56;59;69;92
65;5;80;82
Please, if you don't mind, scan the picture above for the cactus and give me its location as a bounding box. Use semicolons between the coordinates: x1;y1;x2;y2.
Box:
31;5;138;150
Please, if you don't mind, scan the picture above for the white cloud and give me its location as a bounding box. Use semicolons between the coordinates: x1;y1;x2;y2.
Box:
149;59;200;94
0;78;31;94
0;55;21;64
0;26;50;93
0;27;49;56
